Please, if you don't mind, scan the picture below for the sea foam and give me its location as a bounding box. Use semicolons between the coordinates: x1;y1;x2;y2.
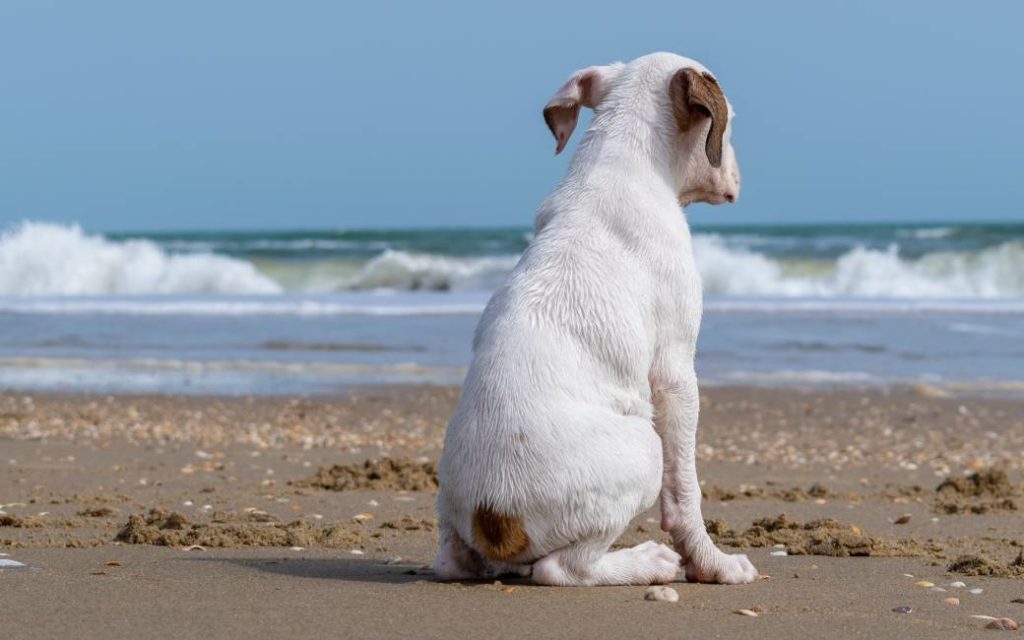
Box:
1;221;1022;299
0;222;280;295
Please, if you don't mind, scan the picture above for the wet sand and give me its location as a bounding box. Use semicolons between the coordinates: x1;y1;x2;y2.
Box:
3;385;1024;638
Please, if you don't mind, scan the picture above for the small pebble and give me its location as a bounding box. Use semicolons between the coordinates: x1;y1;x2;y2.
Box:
915;581;935;588
986;618;1019;631
770;550;788;557
944;597;960;606
930;587;947;593
183;545;206;552
969;588;984;595
949;581;967;588
0;559;26;568
288;546;304;552
733;609;758;617
894;514;912;525
349;549;364;555
902;573;916;578
892;606;913;614
644;586;679;603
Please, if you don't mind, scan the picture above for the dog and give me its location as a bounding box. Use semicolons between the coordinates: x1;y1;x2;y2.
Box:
433;52;756;586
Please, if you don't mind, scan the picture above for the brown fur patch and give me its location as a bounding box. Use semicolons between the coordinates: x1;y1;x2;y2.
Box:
472;505;529;561
670;68;728;168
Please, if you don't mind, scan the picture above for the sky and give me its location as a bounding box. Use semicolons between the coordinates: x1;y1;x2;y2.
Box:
0;1;1022;232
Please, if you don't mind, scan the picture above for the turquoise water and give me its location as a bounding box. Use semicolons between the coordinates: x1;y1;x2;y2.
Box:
0;220;1021;395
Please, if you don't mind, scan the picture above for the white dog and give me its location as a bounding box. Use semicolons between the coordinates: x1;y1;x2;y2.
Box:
434;52;756;587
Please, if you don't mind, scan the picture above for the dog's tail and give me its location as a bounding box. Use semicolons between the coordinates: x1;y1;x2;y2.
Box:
472;505;530;562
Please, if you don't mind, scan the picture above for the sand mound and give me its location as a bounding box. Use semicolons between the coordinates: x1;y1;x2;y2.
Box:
294;457;438;492
77;507;119;518
0;514;46;528
379;516;437;531
115;509;364;548
707;514;923;557
947;552;1024;578
703;483;832;502
934;468;1020;514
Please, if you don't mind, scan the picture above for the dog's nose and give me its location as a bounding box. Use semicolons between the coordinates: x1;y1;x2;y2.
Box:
724;193;736;203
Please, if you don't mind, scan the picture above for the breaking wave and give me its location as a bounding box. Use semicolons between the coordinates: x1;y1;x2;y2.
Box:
0;222;280;295
1;221;1021;298
693;235;1024;298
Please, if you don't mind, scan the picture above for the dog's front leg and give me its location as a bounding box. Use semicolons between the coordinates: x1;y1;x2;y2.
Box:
653;371;758;584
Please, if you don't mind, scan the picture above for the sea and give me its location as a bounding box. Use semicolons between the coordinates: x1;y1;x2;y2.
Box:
1;220;1022;396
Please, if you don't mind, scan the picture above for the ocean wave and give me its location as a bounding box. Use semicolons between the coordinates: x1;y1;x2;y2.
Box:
0;222;281;295
339;249;520;291
1;221;1022;299
693;235;1024;298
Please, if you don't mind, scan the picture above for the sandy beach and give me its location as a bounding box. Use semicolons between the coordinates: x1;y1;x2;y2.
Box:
2;385;1024;638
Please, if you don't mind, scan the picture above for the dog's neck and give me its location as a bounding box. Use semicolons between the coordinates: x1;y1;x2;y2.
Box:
566;108;679;194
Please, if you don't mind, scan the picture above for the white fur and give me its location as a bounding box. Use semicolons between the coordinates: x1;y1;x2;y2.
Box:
434;52;755;586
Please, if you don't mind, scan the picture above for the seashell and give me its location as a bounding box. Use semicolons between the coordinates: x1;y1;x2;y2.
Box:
986;618;1019;631
915;581;935;588
943;597;960;606
733;609;759;617
644;586;679;603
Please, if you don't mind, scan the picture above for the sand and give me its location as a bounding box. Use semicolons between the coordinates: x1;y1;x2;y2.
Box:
3;385;1024;639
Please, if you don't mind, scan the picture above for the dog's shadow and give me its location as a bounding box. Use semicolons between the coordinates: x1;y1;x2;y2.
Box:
183;555;532;587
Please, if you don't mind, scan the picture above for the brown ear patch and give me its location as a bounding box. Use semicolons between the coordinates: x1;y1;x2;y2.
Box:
670;68;728;168
472;505;530;561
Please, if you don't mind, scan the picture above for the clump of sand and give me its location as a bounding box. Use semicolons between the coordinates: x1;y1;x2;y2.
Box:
293;457;438;492
77;507;119;518
934;468;1020;514
379;516;437;531
0;514;46;528
703;483;833;502
706;514;924;557
115;509;365;548
947;552;1024;578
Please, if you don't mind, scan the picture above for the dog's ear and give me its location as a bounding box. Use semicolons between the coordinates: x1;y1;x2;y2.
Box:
670;68;728;168
543;64;623;155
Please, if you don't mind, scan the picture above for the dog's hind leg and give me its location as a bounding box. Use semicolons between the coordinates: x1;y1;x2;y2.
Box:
531;534;680;587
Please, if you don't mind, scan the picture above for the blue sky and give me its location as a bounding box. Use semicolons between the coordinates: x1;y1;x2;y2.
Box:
1;1;1021;231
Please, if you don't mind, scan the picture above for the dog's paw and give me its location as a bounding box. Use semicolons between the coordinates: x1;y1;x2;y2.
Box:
633;541;682;584
684;551;758;585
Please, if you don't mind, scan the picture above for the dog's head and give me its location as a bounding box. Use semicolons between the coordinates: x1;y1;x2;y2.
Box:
543;53;739;207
